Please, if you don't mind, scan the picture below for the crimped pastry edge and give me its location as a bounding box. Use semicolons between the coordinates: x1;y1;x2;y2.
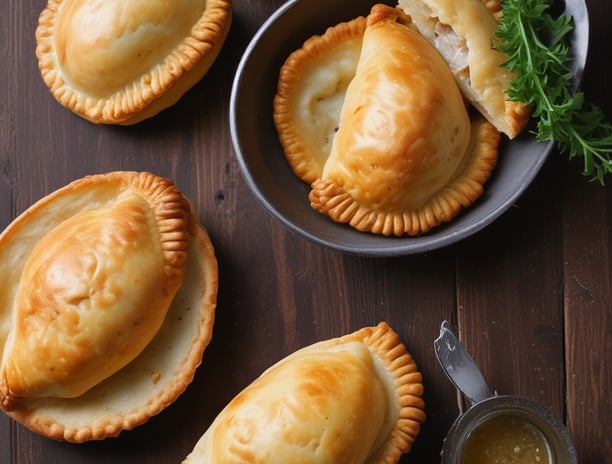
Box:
273;16;367;184
0;172;218;441
183;321;425;463
35;0;232;125
310;116;500;237
337;322;426;462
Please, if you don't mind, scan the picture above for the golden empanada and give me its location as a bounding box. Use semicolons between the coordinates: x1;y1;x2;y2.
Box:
35;0;232;125
0;171;218;441
183;322;425;464
306;5;499;236
397;0;531;138
310;117;500;237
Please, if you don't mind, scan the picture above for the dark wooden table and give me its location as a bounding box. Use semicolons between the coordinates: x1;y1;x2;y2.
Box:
1;0;610;462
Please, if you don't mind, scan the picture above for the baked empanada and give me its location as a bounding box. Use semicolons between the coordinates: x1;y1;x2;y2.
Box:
397;0;531;138
35;0;232;125
0;171;218;441
183;322;425;464
306;5;499;236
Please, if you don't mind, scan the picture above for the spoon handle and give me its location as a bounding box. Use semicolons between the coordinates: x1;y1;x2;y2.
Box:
434;320;493;406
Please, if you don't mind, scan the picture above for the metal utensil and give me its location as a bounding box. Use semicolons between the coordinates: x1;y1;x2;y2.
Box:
434;320;492;407
435;320;577;464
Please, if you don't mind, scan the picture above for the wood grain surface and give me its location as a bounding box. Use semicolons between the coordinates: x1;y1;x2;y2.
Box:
0;0;610;463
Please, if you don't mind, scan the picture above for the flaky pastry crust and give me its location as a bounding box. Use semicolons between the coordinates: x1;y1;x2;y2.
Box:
397;0;531;138
35;0;232;125
304;5;500;236
310;116;499;236
183;322;425;464
0;172;218;441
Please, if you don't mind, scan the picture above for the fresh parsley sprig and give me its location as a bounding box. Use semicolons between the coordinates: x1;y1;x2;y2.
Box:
495;0;612;184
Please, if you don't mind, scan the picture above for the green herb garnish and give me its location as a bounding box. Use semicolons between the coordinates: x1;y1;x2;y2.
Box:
495;0;612;184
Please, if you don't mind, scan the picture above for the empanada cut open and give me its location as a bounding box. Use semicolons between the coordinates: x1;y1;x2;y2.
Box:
274;4;501;237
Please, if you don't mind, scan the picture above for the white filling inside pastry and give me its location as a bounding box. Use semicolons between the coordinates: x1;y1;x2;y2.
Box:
397;0;530;138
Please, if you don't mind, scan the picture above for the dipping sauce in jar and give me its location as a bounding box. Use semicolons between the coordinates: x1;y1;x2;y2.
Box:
460;414;551;464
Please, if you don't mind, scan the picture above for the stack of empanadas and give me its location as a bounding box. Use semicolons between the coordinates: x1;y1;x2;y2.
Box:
35;0;232;124
0;171;218;442
183;322;425;463
274;2;530;237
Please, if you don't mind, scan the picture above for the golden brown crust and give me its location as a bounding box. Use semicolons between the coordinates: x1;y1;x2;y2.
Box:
480;0;503;22
35;0;232;125
310;116;500;236
0;172;218;441
274;16;366;183
336;323;426;462
304;5;499;236
397;0;530;138
504;99;533;139
183;322;425;463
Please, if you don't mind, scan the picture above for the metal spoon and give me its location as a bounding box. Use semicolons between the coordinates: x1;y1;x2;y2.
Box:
434;321;577;464
434;320;492;407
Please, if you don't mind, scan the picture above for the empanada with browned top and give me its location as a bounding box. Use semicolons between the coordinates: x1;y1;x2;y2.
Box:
183;322;425;464
35;0;232;124
0;171;218;441
297;4;499;236
397;0;531;139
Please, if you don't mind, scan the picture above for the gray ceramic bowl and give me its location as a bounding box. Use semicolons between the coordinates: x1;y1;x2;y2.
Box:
230;0;589;257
